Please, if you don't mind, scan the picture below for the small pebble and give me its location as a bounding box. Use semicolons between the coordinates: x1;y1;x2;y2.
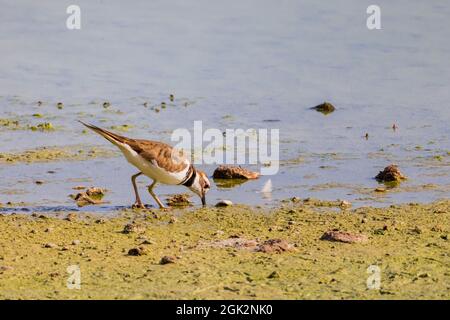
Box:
215;200;233;207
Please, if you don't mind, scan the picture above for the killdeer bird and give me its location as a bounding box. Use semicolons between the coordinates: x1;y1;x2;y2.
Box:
79;121;210;208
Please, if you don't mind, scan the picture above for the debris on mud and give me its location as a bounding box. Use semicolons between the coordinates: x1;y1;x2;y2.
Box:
71;193;102;207
29;122;54;131
202;237;259;250
213;165;259;179
65;213;78;222
166;194;192;207
160;255;177;265
85;187;106;199
200;237;294;254
70;187;106;207
375;164;407;183
255;239;295;253
122;222;146;234
215;200;233;207
320;230;368;244
310;102;336;114
301;198;352;209
128;246;147;256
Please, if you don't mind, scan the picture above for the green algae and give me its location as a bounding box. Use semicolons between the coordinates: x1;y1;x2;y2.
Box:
0;201;448;299
0;145;118;164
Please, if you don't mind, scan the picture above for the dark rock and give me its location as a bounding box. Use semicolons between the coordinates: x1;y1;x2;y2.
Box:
375;164;406;182
213;165;259;179
311;102;336;114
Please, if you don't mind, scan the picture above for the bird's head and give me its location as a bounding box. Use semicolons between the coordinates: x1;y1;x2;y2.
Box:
189;169;210;206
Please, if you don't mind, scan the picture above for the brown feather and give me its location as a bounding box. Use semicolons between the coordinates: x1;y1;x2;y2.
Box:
79;121;189;173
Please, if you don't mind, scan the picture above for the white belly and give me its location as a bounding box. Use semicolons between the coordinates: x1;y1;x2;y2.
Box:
119;144;189;185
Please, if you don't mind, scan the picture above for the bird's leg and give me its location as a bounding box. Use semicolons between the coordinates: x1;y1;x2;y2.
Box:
131;172;145;209
147;180;165;209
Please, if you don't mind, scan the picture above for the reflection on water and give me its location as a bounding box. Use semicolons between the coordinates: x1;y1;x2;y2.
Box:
0;1;449;211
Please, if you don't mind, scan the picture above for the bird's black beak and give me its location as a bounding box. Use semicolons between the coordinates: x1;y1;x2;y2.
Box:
201;194;206;206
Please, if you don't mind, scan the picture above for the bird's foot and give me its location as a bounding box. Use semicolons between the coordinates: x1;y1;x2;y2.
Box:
131;202;146;209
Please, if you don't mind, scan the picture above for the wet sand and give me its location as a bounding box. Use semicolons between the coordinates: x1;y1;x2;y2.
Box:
0;200;448;299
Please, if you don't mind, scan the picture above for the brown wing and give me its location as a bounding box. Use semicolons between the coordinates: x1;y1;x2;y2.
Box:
79;121;190;173
127;139;190;173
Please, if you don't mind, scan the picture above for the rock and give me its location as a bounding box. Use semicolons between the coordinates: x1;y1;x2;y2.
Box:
123;222;146;234
35;180;44;185
320;231;368;244
268;271;280;279
44;227;53;233
128;246;146;256
256;239;294;253
72;240;81;245
160;255;177;265
311;102;336;114
215;200;233;207
44;243;57;248
213;165;259;179
375;164;407;183
166;194;192;207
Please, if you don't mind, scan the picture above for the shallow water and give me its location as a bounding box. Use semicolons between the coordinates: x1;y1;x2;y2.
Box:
1;1;449;210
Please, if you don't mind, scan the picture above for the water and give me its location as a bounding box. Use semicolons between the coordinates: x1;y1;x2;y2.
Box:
1;1;449;211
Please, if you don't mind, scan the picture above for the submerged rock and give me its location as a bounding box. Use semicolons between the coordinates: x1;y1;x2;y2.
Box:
311;102;336;114
320;231;368;244
375;164;407;182
213;165;259;179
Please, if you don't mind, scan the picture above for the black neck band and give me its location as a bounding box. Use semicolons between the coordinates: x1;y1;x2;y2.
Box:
181;166;196;187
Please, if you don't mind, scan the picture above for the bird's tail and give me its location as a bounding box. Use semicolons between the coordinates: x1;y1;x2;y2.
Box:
78;120;129;147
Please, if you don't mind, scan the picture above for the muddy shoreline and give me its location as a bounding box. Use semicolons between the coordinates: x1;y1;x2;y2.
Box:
0;200;448;299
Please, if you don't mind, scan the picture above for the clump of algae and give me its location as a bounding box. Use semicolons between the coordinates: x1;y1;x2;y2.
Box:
0;146;118;164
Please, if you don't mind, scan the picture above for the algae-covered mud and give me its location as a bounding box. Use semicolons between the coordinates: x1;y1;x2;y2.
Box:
1;1;449;301
0;201;448;299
